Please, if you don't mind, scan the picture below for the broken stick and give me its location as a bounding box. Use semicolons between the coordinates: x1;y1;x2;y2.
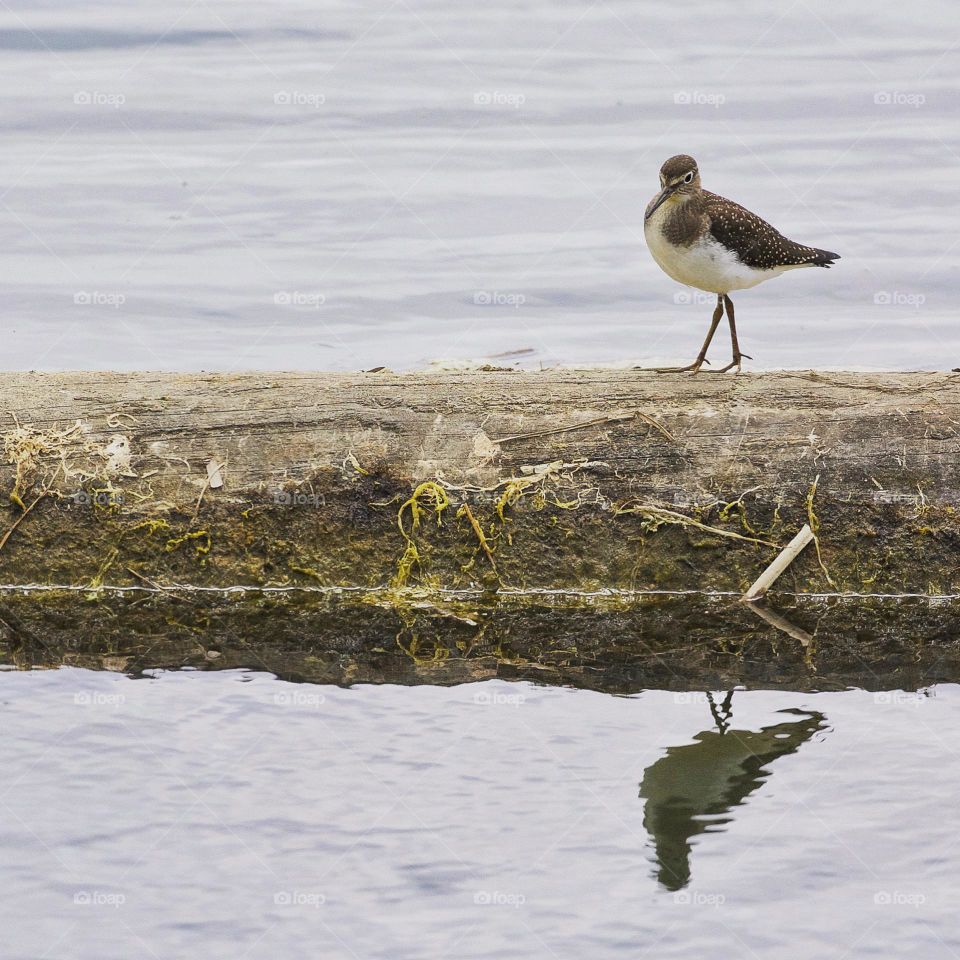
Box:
741;524;815;601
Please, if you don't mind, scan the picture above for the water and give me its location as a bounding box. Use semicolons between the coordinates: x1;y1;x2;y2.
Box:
3;5;957;948
2;666;959;958
1;0;957;371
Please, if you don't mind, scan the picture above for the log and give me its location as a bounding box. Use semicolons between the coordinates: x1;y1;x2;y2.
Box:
0;369;958;688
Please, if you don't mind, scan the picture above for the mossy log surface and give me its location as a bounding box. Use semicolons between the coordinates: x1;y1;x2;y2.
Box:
0;369;958;689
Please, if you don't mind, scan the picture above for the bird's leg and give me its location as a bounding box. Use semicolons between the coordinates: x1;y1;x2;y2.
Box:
710;294;752;373
655;295;724;373
706;690;735;734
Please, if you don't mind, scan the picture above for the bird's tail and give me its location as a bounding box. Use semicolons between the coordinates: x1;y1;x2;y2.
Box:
810;248;840;268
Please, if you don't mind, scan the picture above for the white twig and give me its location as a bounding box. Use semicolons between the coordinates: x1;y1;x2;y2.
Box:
742;524;814;601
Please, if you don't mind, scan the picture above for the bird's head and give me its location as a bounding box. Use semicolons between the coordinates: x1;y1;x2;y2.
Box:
645;155;700;220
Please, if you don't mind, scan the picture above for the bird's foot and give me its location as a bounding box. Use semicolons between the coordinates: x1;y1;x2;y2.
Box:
653;358;711;374
708;353;752;374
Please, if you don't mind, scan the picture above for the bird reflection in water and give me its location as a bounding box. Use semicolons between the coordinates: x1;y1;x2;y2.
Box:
639;694;827;890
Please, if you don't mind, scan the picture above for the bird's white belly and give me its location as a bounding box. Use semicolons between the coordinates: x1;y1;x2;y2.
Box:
645;219;798;294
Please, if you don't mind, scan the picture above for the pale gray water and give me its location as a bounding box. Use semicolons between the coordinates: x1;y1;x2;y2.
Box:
0;0;957;371
2;668;959;958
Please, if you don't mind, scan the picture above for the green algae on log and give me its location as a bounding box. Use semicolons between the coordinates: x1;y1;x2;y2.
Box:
0;370;958;600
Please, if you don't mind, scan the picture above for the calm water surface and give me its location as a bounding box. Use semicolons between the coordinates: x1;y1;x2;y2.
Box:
2;668;959;958
3;6;957;953
0;0;957;370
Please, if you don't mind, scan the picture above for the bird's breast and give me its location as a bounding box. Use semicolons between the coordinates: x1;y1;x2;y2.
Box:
645;216;794;294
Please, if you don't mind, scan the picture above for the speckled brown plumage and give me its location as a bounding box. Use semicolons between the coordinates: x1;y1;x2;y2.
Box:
658;189;838;268
647;154;839;269
702;191;839;269
643;153;841;374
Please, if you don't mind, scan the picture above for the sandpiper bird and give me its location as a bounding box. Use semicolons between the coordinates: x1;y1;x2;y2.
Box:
644;154;840;372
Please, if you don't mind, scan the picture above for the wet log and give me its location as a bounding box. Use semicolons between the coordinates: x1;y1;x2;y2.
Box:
0;369;958;602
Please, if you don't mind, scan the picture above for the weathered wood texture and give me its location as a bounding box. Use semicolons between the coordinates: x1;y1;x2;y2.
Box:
0;370;958;596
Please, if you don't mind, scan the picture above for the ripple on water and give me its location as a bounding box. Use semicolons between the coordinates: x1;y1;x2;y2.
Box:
1;670;959;957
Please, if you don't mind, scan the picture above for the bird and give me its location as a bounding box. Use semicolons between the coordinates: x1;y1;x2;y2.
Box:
639;706;827;890
643;154;840;373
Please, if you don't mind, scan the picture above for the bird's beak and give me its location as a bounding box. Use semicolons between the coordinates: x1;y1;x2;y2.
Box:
645;183;676;220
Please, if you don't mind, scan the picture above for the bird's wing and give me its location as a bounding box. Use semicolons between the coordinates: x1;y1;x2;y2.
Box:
703;191;838;269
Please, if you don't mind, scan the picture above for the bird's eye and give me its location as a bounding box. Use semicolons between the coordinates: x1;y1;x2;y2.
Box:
683;171;694;183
